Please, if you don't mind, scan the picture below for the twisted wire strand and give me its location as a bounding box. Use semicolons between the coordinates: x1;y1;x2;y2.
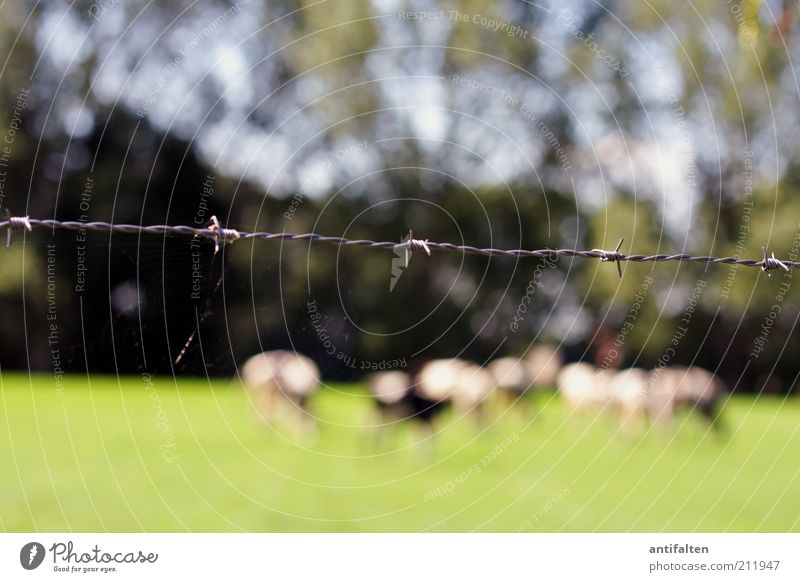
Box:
3;217;798;272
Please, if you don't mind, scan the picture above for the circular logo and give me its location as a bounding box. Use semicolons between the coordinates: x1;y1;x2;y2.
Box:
19;542;45;570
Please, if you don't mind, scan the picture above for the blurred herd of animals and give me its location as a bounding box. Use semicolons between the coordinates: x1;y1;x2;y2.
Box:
240;346;726;442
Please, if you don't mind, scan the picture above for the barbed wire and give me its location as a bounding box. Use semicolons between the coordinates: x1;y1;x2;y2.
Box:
2;215;796;277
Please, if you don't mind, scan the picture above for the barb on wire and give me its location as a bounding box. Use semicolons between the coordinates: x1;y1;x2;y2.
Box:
760;246;789;277
592;237;625;278
394;229;431;268
206;215;240;254
2;216;799;276
5;214;31;247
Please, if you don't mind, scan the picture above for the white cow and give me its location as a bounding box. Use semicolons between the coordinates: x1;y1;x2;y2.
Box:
556;362;599;416
646;366;724;431
416;358;495;424
607;367;648;434
488;357;534;415
526;345;564;389
489;357;532;393
416;359;464;402
240;350;320;436
368;370;412;407
450;361;496;417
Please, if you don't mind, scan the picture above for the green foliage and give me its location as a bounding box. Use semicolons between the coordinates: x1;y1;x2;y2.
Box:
0;0;798;386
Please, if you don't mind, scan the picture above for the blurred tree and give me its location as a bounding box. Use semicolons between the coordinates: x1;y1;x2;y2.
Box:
0;0;797;391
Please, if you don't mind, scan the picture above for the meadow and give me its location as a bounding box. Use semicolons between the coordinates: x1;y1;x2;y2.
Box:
1;373;798;532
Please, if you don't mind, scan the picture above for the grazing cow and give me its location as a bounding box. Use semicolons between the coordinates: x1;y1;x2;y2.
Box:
607;367;648;434
368;368;453;425
646;366;725;431
367;370;441;427
415;359;463;403
526;345;564;389
366;370;415;447
368;370;412;412
489;357;532;395
240;350;320;437
590;368;618;411
416;358;495;424
488;357;533;414
556;362;599;417
450;361;495;419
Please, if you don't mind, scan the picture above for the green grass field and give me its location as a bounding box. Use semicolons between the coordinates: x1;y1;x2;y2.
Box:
1;373;799;532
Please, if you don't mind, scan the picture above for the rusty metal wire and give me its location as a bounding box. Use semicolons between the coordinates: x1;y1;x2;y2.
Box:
3;215;798;276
